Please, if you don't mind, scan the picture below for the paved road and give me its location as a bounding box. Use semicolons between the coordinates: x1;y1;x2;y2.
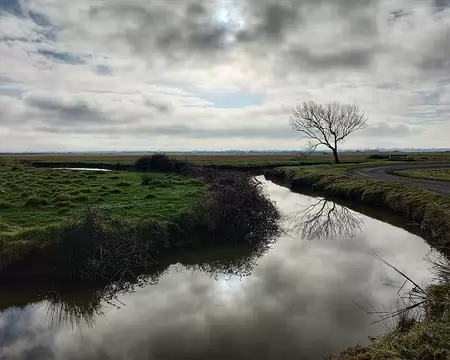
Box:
349;164;450;197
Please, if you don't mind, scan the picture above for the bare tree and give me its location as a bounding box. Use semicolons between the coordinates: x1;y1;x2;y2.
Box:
290;101;368;164
286;198;364;240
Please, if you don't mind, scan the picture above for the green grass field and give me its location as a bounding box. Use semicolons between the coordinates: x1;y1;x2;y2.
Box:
2;151;449;168
394;168;450;182
0;163;206;235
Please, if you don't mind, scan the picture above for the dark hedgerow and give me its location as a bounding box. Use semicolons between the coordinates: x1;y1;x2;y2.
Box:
191;169;281;244
134;152;186;172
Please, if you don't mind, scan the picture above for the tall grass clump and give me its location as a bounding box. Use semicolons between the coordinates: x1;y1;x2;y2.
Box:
24;197;49;207
0;201;12;209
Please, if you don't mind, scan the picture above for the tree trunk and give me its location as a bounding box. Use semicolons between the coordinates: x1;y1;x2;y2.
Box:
332;148;340;164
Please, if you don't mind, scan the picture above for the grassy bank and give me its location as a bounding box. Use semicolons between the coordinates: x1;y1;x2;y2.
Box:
0;159;280;281
393;168;450;182
265;165;450;248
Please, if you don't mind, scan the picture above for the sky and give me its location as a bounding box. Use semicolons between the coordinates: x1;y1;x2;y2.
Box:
0;0;449;152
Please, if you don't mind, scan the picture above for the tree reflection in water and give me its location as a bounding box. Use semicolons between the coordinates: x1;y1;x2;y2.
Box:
286;197;364;240
1;241;273;330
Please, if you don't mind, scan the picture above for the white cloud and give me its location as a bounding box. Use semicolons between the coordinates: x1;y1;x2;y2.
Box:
0;0;449;151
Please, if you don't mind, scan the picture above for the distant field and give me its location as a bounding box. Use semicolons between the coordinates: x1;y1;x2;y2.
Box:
393;168;450;182
1;152;450;168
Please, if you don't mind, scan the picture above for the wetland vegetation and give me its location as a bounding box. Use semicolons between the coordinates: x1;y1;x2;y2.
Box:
0;155;280;281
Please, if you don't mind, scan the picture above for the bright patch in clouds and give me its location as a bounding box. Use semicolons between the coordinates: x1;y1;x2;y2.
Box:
0;0;449;151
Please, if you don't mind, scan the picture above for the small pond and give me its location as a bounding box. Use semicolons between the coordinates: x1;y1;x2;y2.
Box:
52;168;112;172
0;177;435;359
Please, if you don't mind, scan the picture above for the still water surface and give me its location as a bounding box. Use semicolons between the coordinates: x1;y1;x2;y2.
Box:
0;177;434;359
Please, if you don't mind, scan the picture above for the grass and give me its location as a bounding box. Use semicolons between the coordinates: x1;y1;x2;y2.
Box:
2;152;450;169
0;163;207;235
394;168;450;182
266;164;450;247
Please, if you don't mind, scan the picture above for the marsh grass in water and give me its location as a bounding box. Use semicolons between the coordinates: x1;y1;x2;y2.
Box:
328;256;450;360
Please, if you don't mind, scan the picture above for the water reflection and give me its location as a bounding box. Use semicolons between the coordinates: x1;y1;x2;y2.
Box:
0;243;270;330
0;178;436;360
287;197;364;240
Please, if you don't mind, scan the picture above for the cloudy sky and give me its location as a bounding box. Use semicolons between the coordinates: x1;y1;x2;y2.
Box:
0;0;449;152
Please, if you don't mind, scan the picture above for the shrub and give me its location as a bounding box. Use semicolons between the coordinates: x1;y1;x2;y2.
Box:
134;152;186;172
25;197;50;207
194;170;281;244
367;154;389;160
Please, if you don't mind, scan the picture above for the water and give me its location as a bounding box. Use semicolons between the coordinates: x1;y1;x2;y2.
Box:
0;177;435;359
52;168;112;171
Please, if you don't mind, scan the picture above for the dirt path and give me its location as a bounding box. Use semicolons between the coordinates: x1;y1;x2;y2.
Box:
349;164;450;197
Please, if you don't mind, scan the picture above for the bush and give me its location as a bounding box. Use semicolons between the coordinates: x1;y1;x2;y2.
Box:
367;154;389;160
194;170;281;244
54;209;170;280
134;152;186;173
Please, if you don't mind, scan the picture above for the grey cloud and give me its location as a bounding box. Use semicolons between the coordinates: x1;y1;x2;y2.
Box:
361;122;418;137
24;95;108;123
286;46;377;71
418;28;450;74
20;0;384;71
144;99;173;113
32;122;295;140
